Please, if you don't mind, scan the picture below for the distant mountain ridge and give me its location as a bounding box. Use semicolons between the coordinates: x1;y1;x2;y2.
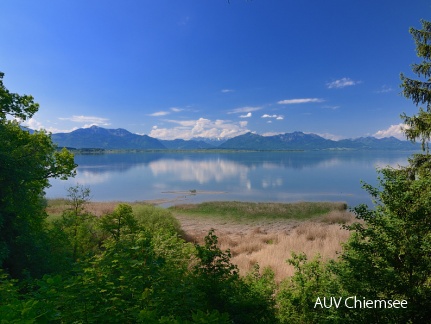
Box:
219;132;420;151
50;126;421;151
51;125;165;150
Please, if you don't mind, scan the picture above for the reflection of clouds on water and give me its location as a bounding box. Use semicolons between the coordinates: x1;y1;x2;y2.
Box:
261;162;280;169
314;158;342;168
148;159;249;184
246;180;251;190
46;151;415;206
72;170;113;185
262;178;283;189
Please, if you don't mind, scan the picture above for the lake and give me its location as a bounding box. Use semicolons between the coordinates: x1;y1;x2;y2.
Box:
46;150;416;208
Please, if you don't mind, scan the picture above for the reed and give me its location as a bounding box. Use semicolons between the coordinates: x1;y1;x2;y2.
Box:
169;200;347;221
180;210;357;282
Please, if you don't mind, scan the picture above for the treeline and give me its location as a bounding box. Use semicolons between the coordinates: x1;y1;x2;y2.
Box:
1;187;277;323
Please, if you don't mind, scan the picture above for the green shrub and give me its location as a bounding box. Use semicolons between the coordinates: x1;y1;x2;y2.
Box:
133;204;182;235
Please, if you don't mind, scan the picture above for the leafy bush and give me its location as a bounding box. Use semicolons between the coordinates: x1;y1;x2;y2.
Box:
276;253;343;323
133;204;182;235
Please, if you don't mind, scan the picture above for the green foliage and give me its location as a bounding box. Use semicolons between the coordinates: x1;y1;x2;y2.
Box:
54;185;101;262
0;270;59;323
400;19;431;152
133;204;182;235
276;253;343;324
193;229;277;323
61;231;165;323
100;203;138;241
336;166;431;322
0;72;39;121
194;229;238;281
189;309;231;323
0;73;76;278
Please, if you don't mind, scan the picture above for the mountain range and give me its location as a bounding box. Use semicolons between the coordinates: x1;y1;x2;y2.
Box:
50;125;421;151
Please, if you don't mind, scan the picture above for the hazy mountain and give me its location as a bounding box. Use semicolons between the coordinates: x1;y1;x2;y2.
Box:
50;126;421;151
219;132;337;150
219;132;420;151
52;126;166;150
191;137;228;146
337;136;418;150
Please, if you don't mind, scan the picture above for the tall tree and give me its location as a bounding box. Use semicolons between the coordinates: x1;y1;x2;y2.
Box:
0;72;76;277
400;19;431;153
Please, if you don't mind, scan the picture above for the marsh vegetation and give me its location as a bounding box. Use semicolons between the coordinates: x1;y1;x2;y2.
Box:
47;199;354;282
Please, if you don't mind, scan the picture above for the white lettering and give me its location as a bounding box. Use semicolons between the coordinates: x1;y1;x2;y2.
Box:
333;297;343;308
314;297;323;308
323;297;333;309
345;296;355;308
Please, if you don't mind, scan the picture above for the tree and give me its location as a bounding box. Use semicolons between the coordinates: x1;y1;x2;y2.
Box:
333;20;431;322
335;166;431;323
274;20;431;323
0;72;39;121
400;19;431;153
0;72;76;278
58;185;99;261
99;203;138;241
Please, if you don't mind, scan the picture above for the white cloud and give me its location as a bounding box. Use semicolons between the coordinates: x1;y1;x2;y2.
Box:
23;118;79;133
322;105;340;110
59;115;110;125
277;98;324;104
149;117;250;140
376;85;393;93
165;119;198;127
221;89;235;93
228;106;262;114
309;132;345;141
262;132;285;137
23;118;44;130
240;112;252;118
148;111;170;117
327;77;361;89
373;123;408;140
148;108;183;116
261;114;284;120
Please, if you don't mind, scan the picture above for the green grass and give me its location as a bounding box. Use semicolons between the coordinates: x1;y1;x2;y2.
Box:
169;201;347;221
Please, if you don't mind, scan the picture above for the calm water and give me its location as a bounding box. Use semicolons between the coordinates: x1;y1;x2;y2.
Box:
46;151;416;208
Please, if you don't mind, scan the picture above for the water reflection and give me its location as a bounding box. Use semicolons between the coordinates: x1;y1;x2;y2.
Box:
148;158;249;184
47;151;415;207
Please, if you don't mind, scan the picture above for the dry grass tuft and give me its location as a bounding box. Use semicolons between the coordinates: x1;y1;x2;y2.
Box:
318;210;357;224
177;209;356;282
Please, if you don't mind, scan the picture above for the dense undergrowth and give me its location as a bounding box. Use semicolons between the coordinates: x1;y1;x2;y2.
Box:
2;176;431;323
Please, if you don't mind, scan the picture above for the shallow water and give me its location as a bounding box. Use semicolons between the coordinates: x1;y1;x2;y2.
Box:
46;150;416;208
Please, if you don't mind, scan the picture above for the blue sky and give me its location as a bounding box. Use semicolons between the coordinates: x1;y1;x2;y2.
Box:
1;0;430;140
